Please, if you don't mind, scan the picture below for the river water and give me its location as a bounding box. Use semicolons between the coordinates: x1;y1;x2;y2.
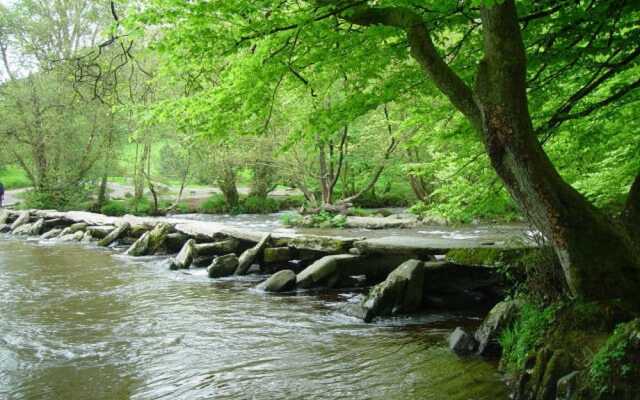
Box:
0;236;508;399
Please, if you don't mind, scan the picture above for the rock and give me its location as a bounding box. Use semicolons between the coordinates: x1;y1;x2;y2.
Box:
10;211;30;231
98;222;130;247
296;254;361;289
169;239;196;270
41;228;62;240
345;216;417;230
68;222;88;233
207;254;239;278
360;259;425;322
257;270;297;292
449;327;478;356
0;224;10;233
165;232;189;253
555;371;579;400
538;350;574;400
235;234;271;275
195;239;240;257
474;300;520;356
12;223;34;235
285;235;358;253
128;224;150;238
87;225;115;239
0;209;11;224
81;231;93;243
263;247;292;264
60;231;84;242
125;223;171;256
27;218;45;235
42;218;71;231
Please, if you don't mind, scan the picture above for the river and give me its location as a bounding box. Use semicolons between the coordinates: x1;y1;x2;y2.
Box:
0;235;508;399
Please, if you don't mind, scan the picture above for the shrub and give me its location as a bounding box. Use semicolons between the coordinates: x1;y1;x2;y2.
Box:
22;188;91;211
500;302;558;372
240;195;279;214
199;195;228;214
101;200;127;216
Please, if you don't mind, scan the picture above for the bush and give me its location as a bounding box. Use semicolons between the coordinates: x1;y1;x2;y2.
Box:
199;195;228;214
0;165;31;190
101;200;127;216
240;195;279;214
281;211;347;228
500;302;558;372
22;188;91;211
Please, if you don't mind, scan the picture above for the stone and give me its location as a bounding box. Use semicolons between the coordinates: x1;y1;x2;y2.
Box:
360;259;425;322
81;231;93;243
60;231;84;242
538;350;574;400
257;270;297;292
12;223;34;235
124;223;171;256
195;239;240;257
207;254;239;278
296;254;361;289
474;300;520;356
41;228;62;240
555;371;579;400
42;218;71;231
27;218;45;235
10;211;30;231
68;222;88;233
87;225;115;239
0;224;10;233
169;239;196;270
0;209;11;224
98;222;130;247
235;234;271;275
263;247;292;264
449;327;478;356
165;233;189;253
286;235;358;253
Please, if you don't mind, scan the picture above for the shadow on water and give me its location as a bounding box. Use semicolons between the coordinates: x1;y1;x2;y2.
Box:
0;236;508;400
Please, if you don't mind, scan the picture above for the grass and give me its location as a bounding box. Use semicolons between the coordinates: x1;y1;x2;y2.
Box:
0;165;31;190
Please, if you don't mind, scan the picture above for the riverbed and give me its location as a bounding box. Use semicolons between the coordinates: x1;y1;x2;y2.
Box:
0;236;508;399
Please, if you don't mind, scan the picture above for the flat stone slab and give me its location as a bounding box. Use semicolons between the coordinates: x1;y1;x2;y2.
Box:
354;235;536;257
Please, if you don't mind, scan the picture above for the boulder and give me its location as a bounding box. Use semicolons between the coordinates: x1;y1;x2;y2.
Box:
207;254;239;278
125;223;171;256
449;327;478;356
169;239;196;270
285;235;357;253
555;371;579;400
87;225;115;239
165;232;189;253
12;222;34;235
60;231;84;242
42;218;71;231
98;222;130;247
10;211;30;231
360;259;425;322
68;222;88;233
0;209;11;224
296;254;361;289
0;224;10;233
24;218;45;236
235;234;271;275
195;239;239;257
41;228;63;240
474;300;520;356
263;247;293;264
81;231;93;243
257;270;297;292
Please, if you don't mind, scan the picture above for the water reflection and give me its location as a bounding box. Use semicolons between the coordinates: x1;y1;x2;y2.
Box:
0;237;507;399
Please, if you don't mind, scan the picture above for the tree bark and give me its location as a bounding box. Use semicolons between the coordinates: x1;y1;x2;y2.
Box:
474;0;640;303
623;174;640;240
335;0;640;304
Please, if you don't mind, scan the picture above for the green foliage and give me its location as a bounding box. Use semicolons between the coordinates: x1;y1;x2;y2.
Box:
100;200;128;217
198;195;229;214
22;188;91;211
500;302;558;372
589;319;640;397
0;165;31;190
241;195;279;214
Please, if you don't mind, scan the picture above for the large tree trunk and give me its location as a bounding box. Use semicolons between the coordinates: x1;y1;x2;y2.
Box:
474;1;640;304
218;165;239;209
623;174;640;241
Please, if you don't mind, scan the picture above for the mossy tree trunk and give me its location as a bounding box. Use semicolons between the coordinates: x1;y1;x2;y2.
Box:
338;0;640;304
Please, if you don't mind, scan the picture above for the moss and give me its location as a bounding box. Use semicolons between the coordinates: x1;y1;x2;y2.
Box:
588;319;640;399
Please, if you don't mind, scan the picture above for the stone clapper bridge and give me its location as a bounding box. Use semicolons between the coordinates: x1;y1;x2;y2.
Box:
0;208;539;324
